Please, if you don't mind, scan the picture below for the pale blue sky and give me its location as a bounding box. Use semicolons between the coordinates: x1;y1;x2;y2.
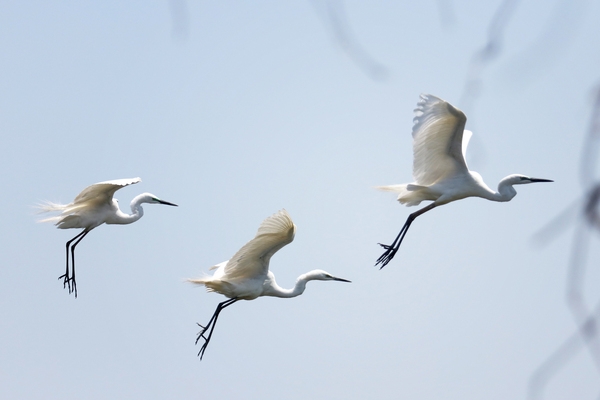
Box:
1;1;599;399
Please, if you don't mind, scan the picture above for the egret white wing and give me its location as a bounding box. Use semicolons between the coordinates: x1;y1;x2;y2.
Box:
72;177;141;207
224;209;296;281
411;94;469;185
461;130;472;168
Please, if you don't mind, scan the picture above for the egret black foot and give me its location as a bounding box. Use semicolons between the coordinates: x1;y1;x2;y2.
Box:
58;274;68;287
195;324;208;345
198;345;208;359
58;275;77;297
375;244;398;269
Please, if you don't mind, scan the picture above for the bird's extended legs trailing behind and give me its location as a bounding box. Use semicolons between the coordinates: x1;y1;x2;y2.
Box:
376;203;436;268
195;298;239;359
59;229;90;296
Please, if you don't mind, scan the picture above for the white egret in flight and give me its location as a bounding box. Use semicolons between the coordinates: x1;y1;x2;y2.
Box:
189;209;350;360
376;94;553;268
39;177;177;297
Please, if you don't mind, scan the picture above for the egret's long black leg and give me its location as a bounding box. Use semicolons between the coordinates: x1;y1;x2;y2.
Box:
61;231;86;286
375;203;437;269
68;230;90;297
196;298;239;360
59;229;89;297
376;216;414;269
59;230;87;294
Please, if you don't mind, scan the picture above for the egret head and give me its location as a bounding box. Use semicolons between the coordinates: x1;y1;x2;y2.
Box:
139;193;178;207
303;270;351;283
506;174;554;186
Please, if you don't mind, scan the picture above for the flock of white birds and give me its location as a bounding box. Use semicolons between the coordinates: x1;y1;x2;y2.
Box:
39;93;552;359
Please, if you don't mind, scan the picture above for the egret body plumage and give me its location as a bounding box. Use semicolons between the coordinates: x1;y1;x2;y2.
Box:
189;209;351;360
39;177;177;296
376;94;553;268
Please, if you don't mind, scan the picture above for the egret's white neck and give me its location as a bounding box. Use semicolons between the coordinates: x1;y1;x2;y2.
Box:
108;194;146;225
482;176;518;202
265;273;312;299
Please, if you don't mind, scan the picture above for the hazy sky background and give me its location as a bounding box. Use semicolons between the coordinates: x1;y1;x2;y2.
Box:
1;1;599;399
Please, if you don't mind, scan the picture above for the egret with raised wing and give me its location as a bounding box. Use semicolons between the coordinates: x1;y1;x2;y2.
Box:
189;209;350;360
376;94;553;268
39;177;177;297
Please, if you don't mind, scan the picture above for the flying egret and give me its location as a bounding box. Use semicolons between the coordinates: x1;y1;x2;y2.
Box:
39;177;177;297
189;209;351;360
376;94;553;268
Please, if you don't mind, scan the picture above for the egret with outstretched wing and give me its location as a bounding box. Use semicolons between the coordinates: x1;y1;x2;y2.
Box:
189;209;350;360
376;94;552;268
39;178;177;296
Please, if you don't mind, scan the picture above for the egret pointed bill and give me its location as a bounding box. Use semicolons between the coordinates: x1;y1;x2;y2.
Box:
529;178;554;183
331;276;352;283
156;199;178;206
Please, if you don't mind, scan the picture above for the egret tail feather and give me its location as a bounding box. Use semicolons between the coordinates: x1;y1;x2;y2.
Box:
376;184;432;206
